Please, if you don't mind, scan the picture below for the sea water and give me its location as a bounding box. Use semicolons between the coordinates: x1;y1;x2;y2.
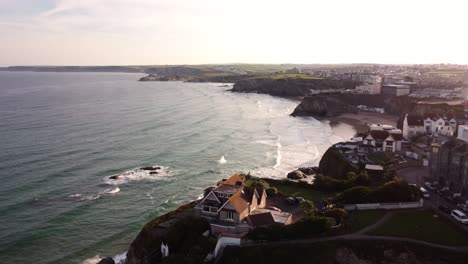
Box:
0;72;354;263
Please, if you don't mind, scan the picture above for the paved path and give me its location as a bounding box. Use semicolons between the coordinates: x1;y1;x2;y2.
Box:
354;211;393;235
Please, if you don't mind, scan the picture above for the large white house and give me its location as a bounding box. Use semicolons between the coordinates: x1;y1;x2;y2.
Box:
403;114;457;139
362;129;403;152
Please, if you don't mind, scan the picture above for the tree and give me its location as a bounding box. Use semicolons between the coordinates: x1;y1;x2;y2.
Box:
300;199;315;216
341;186;372;204
324;208;349;224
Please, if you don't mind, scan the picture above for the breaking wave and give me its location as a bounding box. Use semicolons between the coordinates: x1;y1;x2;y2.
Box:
218;155;227;164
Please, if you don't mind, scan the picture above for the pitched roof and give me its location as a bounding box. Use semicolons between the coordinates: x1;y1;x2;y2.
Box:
247;212;276;226
406;115;424;126
227;191;249;214
390;133;403;141
369;130;390;141
223;174;245;186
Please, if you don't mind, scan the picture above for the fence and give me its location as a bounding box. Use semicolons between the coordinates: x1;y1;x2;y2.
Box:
344;199;423;211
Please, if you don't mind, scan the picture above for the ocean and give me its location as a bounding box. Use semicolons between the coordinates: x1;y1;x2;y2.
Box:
0;72;354;264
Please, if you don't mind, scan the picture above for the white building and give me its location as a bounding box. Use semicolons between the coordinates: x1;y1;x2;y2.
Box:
403;114;457;140
363;129;403;152
458;125;468;142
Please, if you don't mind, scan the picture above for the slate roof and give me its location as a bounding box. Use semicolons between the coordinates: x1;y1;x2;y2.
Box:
247;212;276;226
406;115;424;126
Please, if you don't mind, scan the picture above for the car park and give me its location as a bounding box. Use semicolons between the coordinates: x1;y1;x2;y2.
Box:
451;210;468;224
457;203;468;212
419;187;430;199
438;204;451;214
424;182;436;191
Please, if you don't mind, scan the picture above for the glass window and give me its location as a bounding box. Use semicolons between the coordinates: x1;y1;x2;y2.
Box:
227;211;234;220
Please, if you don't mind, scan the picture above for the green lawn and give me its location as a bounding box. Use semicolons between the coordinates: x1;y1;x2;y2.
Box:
367;210;468;246
343;210;388;233
250;73;325;80
270;183;335;201
245;178;335;201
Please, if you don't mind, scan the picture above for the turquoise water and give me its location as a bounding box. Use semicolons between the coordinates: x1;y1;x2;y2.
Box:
0;72;353;264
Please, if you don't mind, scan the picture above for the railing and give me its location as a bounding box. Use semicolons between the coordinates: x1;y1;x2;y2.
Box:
344;199;423;211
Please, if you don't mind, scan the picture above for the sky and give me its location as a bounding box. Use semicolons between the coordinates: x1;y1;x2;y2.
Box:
1;0;468;66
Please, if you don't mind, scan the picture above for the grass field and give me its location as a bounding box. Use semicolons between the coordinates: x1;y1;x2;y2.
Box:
343;210;388;233
244;178;336;201
250;73;325;80
367;210;468;246
269;182;335;201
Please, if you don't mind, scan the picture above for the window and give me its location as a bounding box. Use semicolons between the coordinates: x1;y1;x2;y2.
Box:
386;146;393;152
226;211;234;220
203;206;210;212
210;207;217;213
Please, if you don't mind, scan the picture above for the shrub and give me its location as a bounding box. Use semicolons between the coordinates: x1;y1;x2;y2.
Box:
340;186;372;204
299;199;315;215
251;179;270;190
323;208;349;224
266;187;278;196
371;179;413;203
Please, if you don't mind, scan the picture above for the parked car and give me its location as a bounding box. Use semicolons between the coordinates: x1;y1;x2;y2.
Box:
451;210;468;224
419;187;430;199
266;206;281;212
295;197;305;203
425;182;436;191
457;203;468;212
285;197;296;205
438;204;451;214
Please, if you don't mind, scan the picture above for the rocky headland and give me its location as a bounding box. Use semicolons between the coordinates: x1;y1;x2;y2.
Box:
231;76;359;97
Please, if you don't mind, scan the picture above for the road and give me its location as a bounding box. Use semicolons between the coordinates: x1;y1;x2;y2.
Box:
396;166;468;231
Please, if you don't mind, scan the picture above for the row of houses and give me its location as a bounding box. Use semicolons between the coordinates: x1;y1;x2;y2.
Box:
402;114;458;139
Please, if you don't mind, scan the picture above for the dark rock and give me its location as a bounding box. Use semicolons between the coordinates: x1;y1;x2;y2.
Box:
297;167;318;175
140;166;161;171
97;257;115;264
287;170;306;180
149;171;158;175
109;175;119;180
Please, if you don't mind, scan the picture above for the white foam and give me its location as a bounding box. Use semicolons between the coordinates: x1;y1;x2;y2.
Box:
81;194;101;201
218;155;227;164
81;255;101;264
104;166;172;185
69;193;82;198
81;252;126;264
103;187;120;194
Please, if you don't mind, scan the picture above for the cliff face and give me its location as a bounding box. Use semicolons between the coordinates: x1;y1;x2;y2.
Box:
291;94;387;117
232;78;359;97
291;94;464;118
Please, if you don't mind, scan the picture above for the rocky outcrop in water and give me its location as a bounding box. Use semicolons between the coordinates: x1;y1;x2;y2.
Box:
97;257;115;264
287;170;307;180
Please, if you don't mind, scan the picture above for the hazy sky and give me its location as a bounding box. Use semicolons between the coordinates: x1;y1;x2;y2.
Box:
1;0;467;66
